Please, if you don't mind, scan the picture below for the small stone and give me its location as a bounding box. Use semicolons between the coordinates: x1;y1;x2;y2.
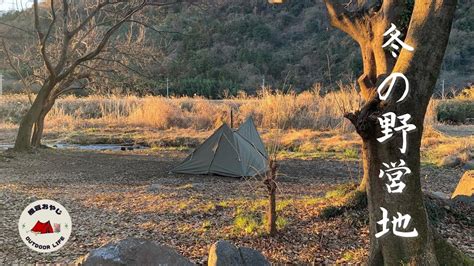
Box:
147;183;161;192
463;160;474;170
438;155;461;168
431;191;450;200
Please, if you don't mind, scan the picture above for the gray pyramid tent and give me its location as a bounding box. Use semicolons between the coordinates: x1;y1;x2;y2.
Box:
172;117;268;177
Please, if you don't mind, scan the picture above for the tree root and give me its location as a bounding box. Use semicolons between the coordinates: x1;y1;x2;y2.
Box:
319;188;473;264
319;188;368;220
433;232;473;265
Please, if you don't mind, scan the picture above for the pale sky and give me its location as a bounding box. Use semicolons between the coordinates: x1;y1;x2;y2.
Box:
0;0;34;12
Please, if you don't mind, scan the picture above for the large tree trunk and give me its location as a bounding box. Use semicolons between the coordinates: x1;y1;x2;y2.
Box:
14;82;54;151
324;0;460;264
31;116;45;148
31;98;56;148
363;131;438;264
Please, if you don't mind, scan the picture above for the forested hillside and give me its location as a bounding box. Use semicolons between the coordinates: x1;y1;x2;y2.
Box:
0;0;472;97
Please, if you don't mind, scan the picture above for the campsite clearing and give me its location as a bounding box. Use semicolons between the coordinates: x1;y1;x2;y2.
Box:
0;148;471;264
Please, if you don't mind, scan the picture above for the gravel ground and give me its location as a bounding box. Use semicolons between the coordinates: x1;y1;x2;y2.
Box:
0;149;471;264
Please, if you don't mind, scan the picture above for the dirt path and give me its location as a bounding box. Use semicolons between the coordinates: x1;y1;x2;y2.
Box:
0;149;470;264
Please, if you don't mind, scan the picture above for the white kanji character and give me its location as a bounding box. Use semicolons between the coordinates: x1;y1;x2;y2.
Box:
377;112;416;154
375;207;390;238
377;112;397;143
376;208;419;238
392;212;419;238
394;114;416;154
382;23;414;58
377;73;409;103
379;159;411;193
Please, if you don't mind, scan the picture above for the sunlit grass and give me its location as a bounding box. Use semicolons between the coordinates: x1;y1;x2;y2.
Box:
234;213;260;234
233;210;290;235
0;85;361;132
201;220;212;231
324;183;356;199
1;92;470;167
340;248;367;263
421;126;473;166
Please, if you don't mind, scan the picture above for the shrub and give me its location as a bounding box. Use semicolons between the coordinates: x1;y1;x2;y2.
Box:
436;100;473;124
343;148;359;159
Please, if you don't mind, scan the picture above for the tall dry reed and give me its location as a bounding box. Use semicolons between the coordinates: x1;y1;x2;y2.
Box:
1;85;453;132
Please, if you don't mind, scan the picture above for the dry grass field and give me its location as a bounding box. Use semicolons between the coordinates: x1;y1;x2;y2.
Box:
0;88;473;264
0;86;472;165
0;85;360;131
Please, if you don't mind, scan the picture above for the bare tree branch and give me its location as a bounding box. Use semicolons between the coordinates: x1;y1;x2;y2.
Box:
58;0;148;80
124;19;186;36
53;73;90;98
34;0;56;77
68;0;111;37
0;39;34;104
92;57;154;79
0;21;34;35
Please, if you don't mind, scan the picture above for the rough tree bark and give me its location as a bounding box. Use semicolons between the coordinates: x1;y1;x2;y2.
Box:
31;99;55;147
30;74;89;147
323;0;467;264
15;81;55;151
265;159;278;236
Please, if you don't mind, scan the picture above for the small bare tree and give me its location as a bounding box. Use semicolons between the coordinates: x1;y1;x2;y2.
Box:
264;157;278;236
4;0;187;151
261;88;291;236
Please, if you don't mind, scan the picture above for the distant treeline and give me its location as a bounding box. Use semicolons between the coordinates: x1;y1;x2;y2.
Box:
0;0;472;98
150;0;473;97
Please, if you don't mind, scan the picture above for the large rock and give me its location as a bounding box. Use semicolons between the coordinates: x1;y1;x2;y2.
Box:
77;237;194;266
451;171;473;204
208;240;270;266
208;240;242;266
239;247;270;266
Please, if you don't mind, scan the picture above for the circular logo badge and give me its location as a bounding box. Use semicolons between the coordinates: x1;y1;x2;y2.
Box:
18;199;72;253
